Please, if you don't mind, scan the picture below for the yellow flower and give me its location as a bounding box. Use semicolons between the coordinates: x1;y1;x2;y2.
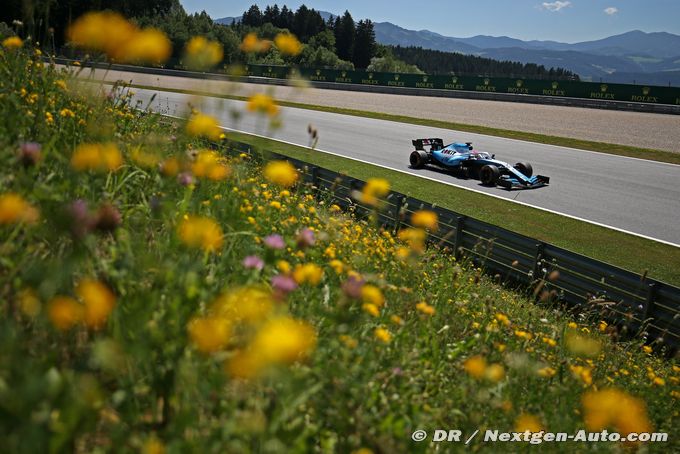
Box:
178;216;224;252
570;365;593;386
269;201;282;210
240;33;271;53
582;389;653;436
123;28;171;64
362;303;380;317
515;414;544;433
47;296;83;331
142;437;166;454
329;259;344;274
391;315;404;325
130;147;161;169
339;334;358;349
212;287;273;323
416;301;435;315
565;331;601;357
463;355;487;379
186;113;221;140
160;157;181;177
188;316;231;353
251;316;316;365
191;150;231;181
292;263;324;286
485;363;505;382
18;289;41;318
274;33;302;56
361;178;390;205
184;36;223;69
76;279;116;329
541;336;557;347
537;367;557;378
361;285;385;307
247;93;280;117
374;327;392;343
264;160;298;187
59;108;75;118
2;36;23;49
277;260;291;274
411;210;438;231
514;329;533;340
0;193;40;225
642;345;653;354
71;143;123;172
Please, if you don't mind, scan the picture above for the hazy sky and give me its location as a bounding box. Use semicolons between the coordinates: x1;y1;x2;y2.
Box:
179;0;680;42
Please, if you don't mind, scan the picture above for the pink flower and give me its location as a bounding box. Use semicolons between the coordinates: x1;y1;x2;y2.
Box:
242;255;264;271
296;228;315;248
264;234;285;250
271;275;298;295
341;275;365;299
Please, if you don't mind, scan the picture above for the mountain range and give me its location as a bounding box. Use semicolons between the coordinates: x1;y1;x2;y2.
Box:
216;13;680;85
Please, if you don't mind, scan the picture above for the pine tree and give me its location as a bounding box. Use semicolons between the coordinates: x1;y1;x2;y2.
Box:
353;19;376;69
242;5;262;27
334;11;355;62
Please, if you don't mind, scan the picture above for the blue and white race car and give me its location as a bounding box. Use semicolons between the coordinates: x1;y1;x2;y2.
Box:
409;138;550;190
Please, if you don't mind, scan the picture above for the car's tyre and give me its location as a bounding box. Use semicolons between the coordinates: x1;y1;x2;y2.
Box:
514;162;533;177
409;150;428;168
480;165;501;186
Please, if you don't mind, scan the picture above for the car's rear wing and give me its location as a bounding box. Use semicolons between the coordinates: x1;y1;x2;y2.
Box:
412;138;444;151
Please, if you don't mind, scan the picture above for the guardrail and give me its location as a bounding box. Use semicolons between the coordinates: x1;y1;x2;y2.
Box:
56;58;680;115
223;139;680;355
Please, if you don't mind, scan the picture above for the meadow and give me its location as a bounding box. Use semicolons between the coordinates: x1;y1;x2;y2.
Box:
0;15;679;453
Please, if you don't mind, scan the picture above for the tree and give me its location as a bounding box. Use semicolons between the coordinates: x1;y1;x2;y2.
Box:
241;5;262;27
263;4;280;25
334;11;355;62
353;19;375;69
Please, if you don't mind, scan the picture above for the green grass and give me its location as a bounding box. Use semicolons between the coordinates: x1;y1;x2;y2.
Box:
106;81;680;166
225;130;680;286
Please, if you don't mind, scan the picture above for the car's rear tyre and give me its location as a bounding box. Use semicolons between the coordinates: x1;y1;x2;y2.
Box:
514;162;533;177
410;150;428;168
480;165;501;186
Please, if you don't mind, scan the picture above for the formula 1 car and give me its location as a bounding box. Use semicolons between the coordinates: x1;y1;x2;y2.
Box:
409;138;550;190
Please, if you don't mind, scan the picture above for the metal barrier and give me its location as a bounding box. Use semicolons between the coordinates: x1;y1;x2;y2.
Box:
54;58;680;115
225;139;680;354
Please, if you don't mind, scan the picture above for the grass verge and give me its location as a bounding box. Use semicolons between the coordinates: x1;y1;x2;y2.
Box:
105;80;680;166
225;130;680;287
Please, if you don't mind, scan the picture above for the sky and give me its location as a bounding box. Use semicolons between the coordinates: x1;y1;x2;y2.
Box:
179;0;680;42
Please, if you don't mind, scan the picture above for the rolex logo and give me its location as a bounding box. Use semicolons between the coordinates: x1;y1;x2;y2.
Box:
316;69;321;76
484;78;490;86
267;66;272;72
600;84;608;93
395;74;400;80
552;82;559;89
452;77;458;84
516;80;523;88
368;73;374;79
642;87;651;96
423;76;428;82
341;71;347;77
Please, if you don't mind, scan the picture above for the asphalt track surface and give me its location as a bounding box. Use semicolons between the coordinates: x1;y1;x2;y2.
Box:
129;88;680;246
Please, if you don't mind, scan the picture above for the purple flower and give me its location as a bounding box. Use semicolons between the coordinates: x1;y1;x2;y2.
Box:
19;142;42;167
264;234;285;250
271;275;298;294
66;199;93;238
177;172;195;186
341;275;365;299
242;255;264;271
296;228;315;248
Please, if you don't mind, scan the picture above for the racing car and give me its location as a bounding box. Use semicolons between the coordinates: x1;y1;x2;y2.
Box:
409;138;549;190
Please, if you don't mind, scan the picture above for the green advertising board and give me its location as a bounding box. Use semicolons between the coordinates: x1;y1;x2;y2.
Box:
238;64;680;106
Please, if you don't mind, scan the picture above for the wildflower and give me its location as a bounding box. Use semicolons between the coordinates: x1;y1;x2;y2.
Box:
55;80;67;90
515;414;544;433
642;345;653;354
514;329;533;340
160;157;181;177
92;202;121;233
178;216;224;252
340;334;358;349
293;264;324;286
212;287;273;323
124;28;171;63
463;356;487;379
274;33;302;56
188;317;231;353
191;150;231;181
142;436;166;454
398;228;426;252
411;210;439;231
565;331;602;357
374;327;392;343
71;143;123;172
59;108;75;118
342;275;365;298
264;234;285;250
271;275;298;296
362;303;380;317
269;201;282;210
186;114;221;140
582;389;653;436
391;315;405;325
247;94;280;117
18;289;41;318
485;364;506;382
18;142;42;168
242;255;264;271
75;279;116;329
251;317;316;365
361;285;385;307
541;336;557;347
277;260;291;274
537;367;557;378
130;147;160;169
0;193;40;225
360;178;390;205
329;259;344;274
263;160;298;187
184;36;223;69
296;228;315;248
240;33;271;53
47;296;82;331
416;301;435;315
2;36;23;49
570;365;593;386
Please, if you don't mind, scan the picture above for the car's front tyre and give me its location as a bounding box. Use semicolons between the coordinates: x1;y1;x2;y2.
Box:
480;165;501;186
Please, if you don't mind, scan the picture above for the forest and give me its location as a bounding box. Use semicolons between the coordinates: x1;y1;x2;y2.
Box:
2;1;577;78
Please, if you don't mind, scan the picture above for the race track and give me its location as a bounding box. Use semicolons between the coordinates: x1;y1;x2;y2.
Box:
129;88;680;246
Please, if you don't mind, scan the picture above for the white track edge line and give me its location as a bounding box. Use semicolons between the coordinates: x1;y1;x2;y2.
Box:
157;111;680;250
